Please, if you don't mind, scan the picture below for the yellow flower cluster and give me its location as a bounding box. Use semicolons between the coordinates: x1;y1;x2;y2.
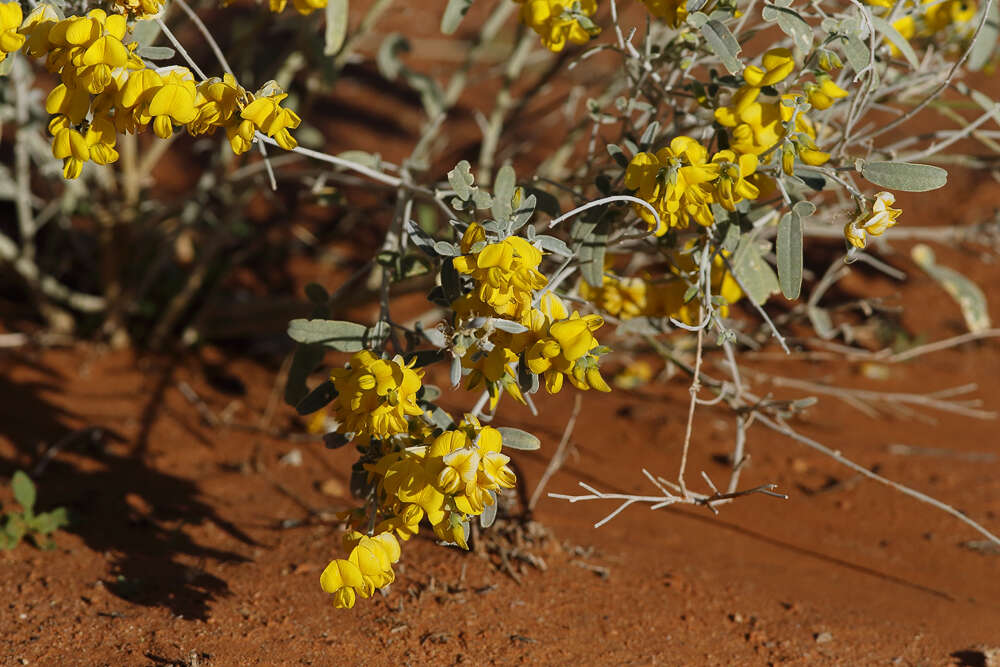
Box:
869;0;977;50
368;417;517;546
4;5;300;180
522;295;611;393
624;137;762;235
110;0;165;19
713;48;844;177
320;530;401;609
515;0;601;52
452;223;548;326
580;249;743;325
641;0;688;27
329;351;425;441
449;223;612;406
844;192;902;249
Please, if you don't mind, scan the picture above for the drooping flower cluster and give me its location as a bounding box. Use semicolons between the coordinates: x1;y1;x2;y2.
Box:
844;192;903;249
515;0;601;52
452;223;548;325
328;351;425;441
713;48;844;177
320;416;518;609
449;222;613;407
319;530;401;609
624;137;762;235
6;5;300;179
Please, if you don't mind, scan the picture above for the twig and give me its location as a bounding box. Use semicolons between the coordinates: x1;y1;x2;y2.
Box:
529;393;582;511
755;414;1000;547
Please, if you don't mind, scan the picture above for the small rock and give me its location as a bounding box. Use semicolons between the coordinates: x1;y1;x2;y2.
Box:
815;631;833;644
279;449;303;467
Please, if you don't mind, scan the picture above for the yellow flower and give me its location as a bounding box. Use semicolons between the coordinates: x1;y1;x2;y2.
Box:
319;558;365;609
625;136;720;234
0;2;25;61
516;0;601;52
710;150;760;211
742;48;796;87
579;272;648;320
844;192;902;248
241;86;301;151
452;223;548;323
148;67;199;139
329;350;425;441
525;306;611;394
641;0;687;27
805;75;849;110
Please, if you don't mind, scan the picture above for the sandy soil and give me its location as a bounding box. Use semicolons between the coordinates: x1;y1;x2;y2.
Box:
3;1;1000;665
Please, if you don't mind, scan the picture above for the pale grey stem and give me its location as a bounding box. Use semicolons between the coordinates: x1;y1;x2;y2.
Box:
755;414;1000;548
529;393;583;511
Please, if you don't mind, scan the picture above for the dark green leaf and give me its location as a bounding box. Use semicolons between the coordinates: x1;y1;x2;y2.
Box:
295;380;338;416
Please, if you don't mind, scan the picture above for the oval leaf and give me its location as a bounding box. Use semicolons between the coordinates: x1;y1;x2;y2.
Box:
324;0;349;56
12;471;35;512
700;19;743;74
860;161;947;192
287;319;368;351
496;427;541;451
777;211;803;300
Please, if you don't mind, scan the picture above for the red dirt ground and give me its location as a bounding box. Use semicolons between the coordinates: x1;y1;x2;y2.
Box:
3;2;1000;665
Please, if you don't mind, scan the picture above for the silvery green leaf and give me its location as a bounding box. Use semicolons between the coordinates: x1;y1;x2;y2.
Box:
12;471;35;513
295;380;338;416
720;221;741;253
492;319;528;334
448;160;475;200
700;19;743;74
732;236;779;305
808;305;835;339
130;18;162;48
423;401;455;429
573;216;609;288
324;0;349;56
376;32;407;79
859;161;947;192
136;45;175;60
497;427;541;451
420;384;442;402
433;241;459;256
288;319;368;351
365;320;391;348
406;219;438;256
472;189;493;210
841;33;870;76
688;10;709;27
534;234;572;257
509;194;537;233
870;16;920;70
911;244;991;333
639;121;659;151
968;0;999;70
792;200;816;218
606;144;629;168
492;164;516;223
450;354;463;387
479;492;498;528
776;211;803;300
762;4;814;52
441;0;475;34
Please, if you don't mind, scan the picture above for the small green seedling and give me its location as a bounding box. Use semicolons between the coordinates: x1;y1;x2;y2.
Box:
1;471;68;551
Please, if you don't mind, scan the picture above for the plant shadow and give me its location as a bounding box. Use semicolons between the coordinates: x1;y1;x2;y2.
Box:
0;351;257;621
